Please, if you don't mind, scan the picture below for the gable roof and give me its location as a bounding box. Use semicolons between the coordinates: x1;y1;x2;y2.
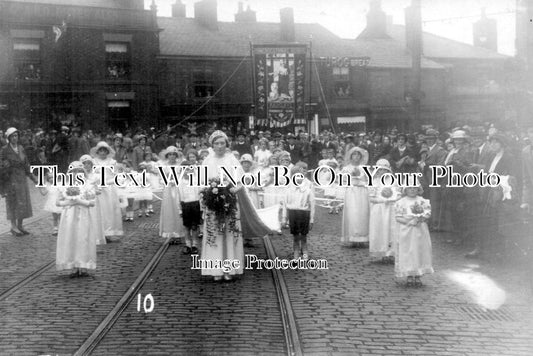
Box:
157;17;443;69
387;24;509;60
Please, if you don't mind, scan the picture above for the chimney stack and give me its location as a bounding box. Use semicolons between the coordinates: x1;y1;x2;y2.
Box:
280;7;295;42
194;0;218;30
473;8;497;51
172;0;186;18
235;2;257;23
366;0;387;38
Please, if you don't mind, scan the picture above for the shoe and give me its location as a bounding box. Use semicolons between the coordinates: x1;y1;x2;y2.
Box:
182;246;191;255
52;228;58;236
414;277;422;287
406;276;414;287
213;276;223;282
191;246;198;254
223;274;232;281
145;213;150;217
19;228;29;235
138;213;143;218
11;229;23;236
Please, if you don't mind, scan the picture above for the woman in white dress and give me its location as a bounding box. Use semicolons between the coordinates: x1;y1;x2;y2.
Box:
56;161;97;277
341;146;370;246
91;142;123;242
80;154;106;245
201;130;245;282
158;146;185;242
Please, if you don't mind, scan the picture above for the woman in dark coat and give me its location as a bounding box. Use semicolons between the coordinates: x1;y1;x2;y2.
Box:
0;127;38;236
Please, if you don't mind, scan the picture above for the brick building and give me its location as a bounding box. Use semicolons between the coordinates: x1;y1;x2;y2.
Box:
0;0;515;133
157;0;511;134
0;0;160;130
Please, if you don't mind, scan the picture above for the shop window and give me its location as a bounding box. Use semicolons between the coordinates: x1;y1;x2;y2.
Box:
106;42;130;79
13;39;41;81
107;100;131;121
193;68;214;98
333;67;350;98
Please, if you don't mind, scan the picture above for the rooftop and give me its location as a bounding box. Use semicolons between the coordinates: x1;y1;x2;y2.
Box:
157;17;444;69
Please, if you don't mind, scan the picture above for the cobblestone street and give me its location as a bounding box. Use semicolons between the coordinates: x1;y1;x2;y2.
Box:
0;199;532;355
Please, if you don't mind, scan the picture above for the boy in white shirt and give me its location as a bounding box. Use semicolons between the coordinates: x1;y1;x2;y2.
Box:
283;162;316;260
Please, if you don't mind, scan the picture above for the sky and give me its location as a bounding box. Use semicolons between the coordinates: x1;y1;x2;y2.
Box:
145;0;517;56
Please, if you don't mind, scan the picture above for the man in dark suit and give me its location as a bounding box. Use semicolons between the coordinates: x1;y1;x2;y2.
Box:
470;127;492;170
286;133;302;163
443;130;473;244
183;132;200;153
232;132;252;156
419;129;447;230
51;126;70;173
467;133;516;258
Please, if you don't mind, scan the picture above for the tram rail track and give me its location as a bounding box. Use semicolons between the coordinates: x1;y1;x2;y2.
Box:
0;260;55;302
0;208;303;355
72;233;303;356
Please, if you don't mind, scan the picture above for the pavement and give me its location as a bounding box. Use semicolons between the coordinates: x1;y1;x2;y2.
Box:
0;195;532;355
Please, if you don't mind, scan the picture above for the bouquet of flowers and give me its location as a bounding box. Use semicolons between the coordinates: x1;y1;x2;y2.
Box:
381;187;393;199
201;178;238;233
63;186;82;200
410;202;425;215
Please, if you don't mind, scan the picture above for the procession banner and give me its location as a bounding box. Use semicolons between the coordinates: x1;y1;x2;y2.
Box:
252;44;307;130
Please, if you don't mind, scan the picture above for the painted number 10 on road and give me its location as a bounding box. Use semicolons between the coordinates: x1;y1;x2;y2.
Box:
137;293;155;313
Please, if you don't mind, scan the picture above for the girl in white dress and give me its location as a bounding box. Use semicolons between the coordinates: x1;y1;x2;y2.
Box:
137;153;155;217
56;161;97;277
262;153;281;209
240;154;261;208
394;186;433;286
368;159;400;261
158;146;184;242
91;142;123;242
253;138;272;168
40;173;62;236
341;147;370;246
80;154;106;245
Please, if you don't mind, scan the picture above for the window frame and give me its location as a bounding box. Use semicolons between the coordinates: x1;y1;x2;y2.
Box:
105;41;131;80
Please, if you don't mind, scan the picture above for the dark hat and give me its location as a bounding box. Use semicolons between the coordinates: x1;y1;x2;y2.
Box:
181;160;193;166
397;133;407;140
273;132;282;138
489;133;509;147
424;129;439;138
287;133;296;139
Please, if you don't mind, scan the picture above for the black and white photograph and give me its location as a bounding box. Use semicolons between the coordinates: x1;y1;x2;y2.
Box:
0;0;532;355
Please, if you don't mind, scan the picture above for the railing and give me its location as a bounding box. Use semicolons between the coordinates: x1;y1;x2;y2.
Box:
0;1;155;29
